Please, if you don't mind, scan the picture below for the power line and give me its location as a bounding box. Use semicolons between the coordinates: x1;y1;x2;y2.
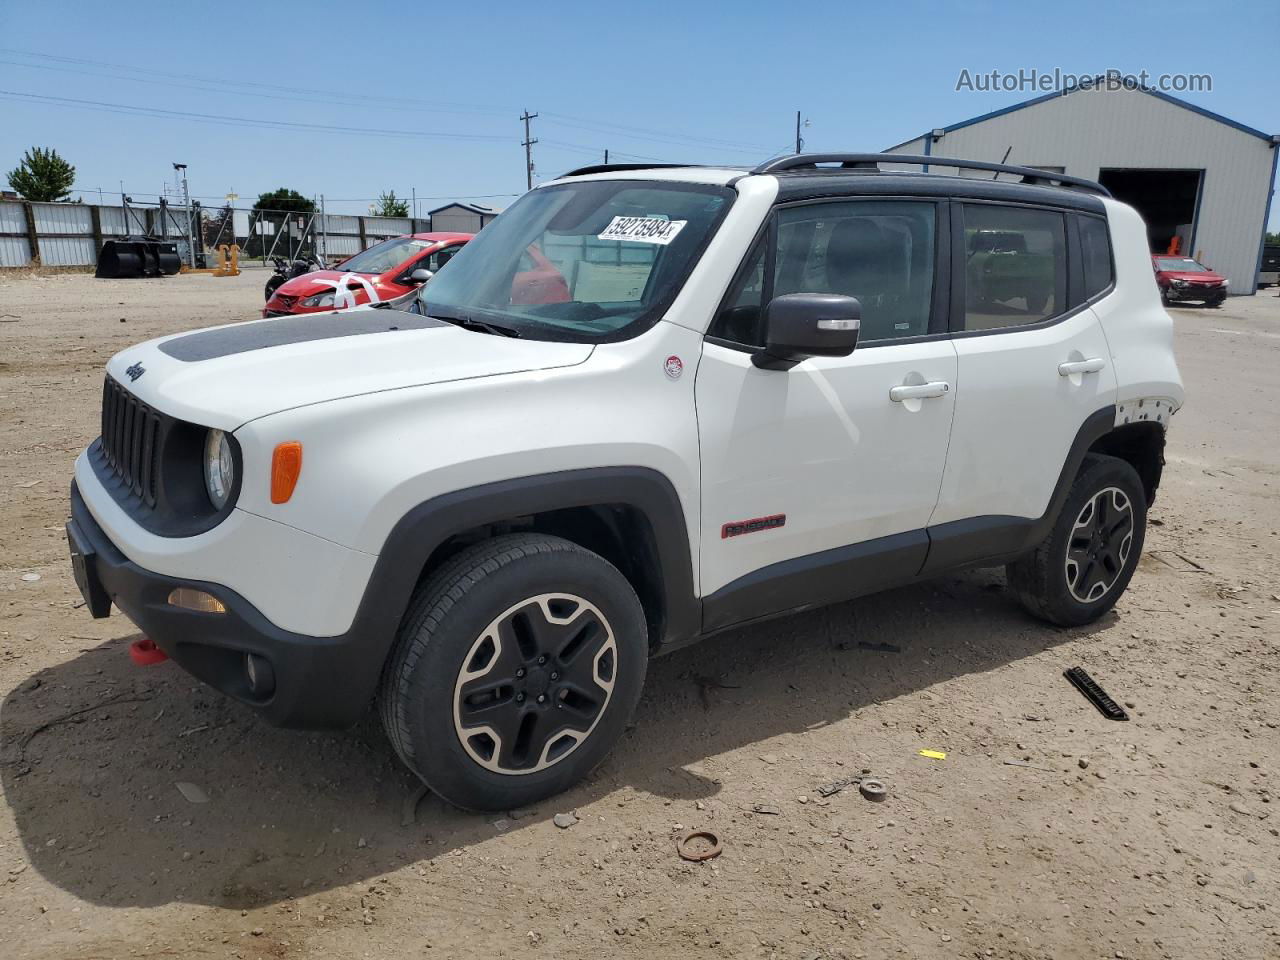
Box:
0;48;775;157
0;89;513;141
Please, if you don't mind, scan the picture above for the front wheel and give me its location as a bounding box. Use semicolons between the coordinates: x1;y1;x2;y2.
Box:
379;534;648;811
1007;454;1147;627
264;275;285;302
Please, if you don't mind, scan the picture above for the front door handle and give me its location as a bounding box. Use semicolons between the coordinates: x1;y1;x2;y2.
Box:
889;381;950;402
1058;358;1106;376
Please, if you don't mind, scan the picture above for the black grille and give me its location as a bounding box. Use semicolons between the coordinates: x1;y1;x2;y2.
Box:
100;377;161;507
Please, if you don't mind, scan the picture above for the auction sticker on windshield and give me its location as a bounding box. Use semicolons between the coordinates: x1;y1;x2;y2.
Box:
598;216;687;245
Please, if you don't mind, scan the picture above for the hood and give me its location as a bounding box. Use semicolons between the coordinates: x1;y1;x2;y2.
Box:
275;270;395;298
104;308;593;430
1160;269;1224;283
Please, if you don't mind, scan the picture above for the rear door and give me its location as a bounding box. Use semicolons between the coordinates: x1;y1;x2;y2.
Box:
926;202;1118;564
695;197;957;624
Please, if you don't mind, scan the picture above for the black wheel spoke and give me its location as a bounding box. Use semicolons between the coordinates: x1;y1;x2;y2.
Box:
454;593;616;774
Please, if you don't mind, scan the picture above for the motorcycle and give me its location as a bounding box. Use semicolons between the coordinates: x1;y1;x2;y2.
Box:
264;254;323;301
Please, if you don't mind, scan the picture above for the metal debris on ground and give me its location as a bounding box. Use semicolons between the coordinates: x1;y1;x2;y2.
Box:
858;779;887;802
817;776;860;798
174;782;209;804
1003;759;1054;772
751;804;781;815
1063;666;1129;721
676;829;722;862
400;785;429;827
856;640;902;653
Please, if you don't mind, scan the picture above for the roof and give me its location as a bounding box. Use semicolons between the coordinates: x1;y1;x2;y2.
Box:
772;171;1105;213
426;201;504;216
408;232;475;242
886;82;1277;150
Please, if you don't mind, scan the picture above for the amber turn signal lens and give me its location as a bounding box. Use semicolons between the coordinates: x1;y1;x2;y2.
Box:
270;441;303;504
167;588;227;614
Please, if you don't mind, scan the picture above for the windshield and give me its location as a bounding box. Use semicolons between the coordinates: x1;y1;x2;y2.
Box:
339;236;432;274
1155;257;1209;272
418;180;734;341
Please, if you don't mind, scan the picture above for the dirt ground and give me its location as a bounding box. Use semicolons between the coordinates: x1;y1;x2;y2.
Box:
0;267;1277;960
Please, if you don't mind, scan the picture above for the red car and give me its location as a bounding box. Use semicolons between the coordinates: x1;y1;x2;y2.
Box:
264;232;472;317
1152;254;1228;307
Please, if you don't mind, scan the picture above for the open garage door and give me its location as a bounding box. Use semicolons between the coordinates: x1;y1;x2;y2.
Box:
1097;168;1203;256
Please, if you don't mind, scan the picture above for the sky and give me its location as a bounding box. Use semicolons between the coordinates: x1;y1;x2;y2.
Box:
1;0;1276;226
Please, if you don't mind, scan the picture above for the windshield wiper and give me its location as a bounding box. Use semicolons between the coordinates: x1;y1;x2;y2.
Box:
430;313;521;338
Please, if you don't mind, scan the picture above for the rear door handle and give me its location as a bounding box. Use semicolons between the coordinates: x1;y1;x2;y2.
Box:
889;381;950;402
1058;358;1106;376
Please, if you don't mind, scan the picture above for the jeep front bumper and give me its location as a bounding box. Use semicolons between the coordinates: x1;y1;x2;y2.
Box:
69;481;386;729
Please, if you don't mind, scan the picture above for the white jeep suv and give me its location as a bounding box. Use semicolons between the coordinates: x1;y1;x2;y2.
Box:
67;154;1184;810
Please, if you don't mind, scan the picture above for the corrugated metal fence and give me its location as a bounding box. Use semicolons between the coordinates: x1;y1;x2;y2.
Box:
0;199;437;268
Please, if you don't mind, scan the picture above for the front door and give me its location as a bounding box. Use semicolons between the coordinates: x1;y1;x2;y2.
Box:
695;198;957;630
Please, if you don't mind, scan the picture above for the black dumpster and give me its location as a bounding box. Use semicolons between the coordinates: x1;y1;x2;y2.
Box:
95;237;182;278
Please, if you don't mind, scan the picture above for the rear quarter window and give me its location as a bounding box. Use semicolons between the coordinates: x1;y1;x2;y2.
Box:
1078;216;1114;299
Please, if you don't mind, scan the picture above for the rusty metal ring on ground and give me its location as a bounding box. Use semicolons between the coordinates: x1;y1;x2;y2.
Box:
676;829;722;862
859;778;887;802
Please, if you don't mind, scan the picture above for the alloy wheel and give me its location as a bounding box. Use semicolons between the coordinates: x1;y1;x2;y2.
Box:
452;593;617;775
1064;486;1135;603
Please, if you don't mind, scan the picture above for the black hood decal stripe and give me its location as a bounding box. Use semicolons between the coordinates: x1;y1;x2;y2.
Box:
159;311;447;362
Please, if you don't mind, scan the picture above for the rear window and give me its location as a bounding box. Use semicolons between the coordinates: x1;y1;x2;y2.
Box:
962;204;1067;331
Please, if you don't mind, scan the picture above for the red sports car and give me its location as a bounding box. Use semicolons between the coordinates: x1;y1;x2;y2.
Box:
1151;254;1227;307
264;232;472;317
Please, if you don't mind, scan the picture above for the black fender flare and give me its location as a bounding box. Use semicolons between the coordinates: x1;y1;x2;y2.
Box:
349;466;700;682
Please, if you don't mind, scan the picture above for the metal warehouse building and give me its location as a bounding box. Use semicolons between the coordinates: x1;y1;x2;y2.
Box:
427;202;502;234
887;84;1279;293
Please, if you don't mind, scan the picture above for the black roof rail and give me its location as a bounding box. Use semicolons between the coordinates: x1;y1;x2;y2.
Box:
559;162;701;178
752;153;1111;198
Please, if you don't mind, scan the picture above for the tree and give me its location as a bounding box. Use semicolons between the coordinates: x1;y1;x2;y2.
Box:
250;188;315;257
1267;232;1280;247
7;146;76;202
252;188;315;215
372;190;409;217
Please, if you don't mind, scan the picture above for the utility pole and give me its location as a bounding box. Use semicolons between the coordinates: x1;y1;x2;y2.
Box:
604;149;609;164
520;109;539;190
173;162;195;267
795;111;803;154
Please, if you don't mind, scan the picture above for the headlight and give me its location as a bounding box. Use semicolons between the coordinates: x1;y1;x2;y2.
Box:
1172;279;1187;287
1222;279;1229;288
301;292;336;308
204;429;235;509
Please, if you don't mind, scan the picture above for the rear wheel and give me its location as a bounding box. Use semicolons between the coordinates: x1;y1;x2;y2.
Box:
379;534;648;811
1007;454;1147;627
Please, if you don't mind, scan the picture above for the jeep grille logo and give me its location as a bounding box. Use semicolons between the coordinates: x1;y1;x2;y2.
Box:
125;362;145;382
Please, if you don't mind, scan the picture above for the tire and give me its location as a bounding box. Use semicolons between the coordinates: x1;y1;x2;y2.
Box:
379;534;648;811
264;276;284;302
1006;454;1147;627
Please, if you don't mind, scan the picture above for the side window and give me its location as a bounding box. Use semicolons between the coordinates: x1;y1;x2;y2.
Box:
962;204;1066;330
1078;216;1114;299
708;235;766;346
775;201;936;343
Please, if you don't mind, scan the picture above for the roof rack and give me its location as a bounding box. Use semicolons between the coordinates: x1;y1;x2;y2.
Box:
752;153;1111;197
559;162;702;178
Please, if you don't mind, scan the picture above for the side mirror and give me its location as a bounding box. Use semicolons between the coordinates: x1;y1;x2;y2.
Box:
409;268;434;284
752;293;861;370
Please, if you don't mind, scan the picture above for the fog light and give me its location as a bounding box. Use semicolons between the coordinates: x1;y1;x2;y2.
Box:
245;653;276;697
167;588;226;614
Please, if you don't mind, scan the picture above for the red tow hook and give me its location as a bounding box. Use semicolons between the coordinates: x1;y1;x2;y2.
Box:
129;637;169;666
